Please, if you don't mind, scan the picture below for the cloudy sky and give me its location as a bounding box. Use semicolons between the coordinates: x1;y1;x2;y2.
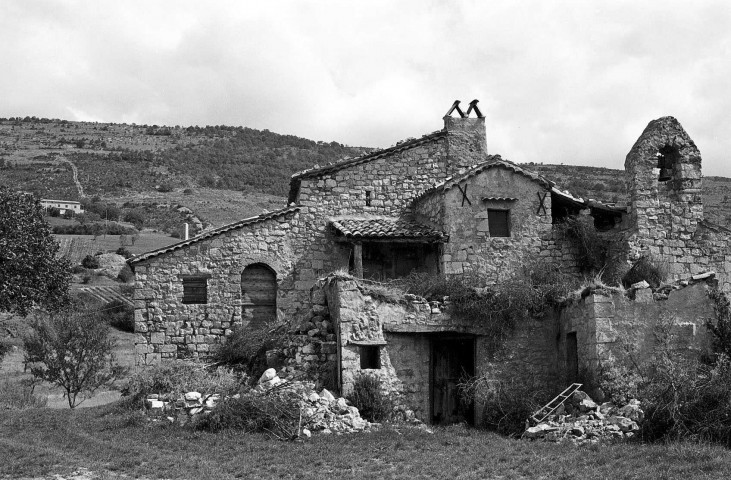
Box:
2;0;730;175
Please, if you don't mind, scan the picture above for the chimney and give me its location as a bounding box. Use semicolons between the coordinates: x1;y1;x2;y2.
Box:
184;223;189;240
443;99;487;174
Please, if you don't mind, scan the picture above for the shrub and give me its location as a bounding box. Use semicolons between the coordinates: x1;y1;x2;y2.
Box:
81;254;99;269
558;215;609;275
460;372;551;436
707;288;731;359
347;374;393;422
103;299;134;332
122;360;243;406
214;323;286;380
71;265;86;274
117;264;134;283
193;388;302;439
622;255;667;288
116;247;132;259
23;309;123;408
0;378;48;410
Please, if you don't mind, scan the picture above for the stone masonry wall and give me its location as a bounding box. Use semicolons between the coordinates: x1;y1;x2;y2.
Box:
132;210;299;365
436;167;578;282
560;278;717;392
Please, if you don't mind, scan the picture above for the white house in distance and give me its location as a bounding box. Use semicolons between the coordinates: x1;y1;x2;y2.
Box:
40;199;84;215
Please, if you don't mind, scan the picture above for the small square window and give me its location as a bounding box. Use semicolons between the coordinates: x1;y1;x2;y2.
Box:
487;209;510;237
360;346;381;369
182;276;208;304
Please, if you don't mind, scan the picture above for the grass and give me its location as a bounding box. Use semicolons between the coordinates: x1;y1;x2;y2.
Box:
0;404;730;479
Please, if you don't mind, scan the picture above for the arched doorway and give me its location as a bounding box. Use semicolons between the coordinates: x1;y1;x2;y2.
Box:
240;263;277;328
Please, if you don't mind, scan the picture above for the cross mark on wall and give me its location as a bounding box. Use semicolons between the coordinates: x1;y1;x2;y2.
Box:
458;184;472;206
536;192;548;216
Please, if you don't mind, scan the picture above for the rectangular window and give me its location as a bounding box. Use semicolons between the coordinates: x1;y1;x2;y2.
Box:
182;276;208;304
365;190;372;206
360;346;381;369
487;209;510;237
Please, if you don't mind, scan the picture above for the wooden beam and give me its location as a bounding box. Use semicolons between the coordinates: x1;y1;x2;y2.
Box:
353;242;363;279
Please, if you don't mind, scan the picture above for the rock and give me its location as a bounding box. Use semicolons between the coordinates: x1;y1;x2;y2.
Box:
188;407;204;415
631;280;650;289
607;416;637;432
204;394;220;408
146;399;165;410
618;403;644;422
147;394;159;400
579;398;598;412
321;428;333;435
334;398;348;413
307;329;320;337
320;388;335;402
599;402;616;415
525;426;547;439
570;425;585;437
308;392;320;403
184;392;201;402
259;368;277;384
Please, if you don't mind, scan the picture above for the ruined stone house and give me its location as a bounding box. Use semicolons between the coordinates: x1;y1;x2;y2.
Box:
129;100;731;425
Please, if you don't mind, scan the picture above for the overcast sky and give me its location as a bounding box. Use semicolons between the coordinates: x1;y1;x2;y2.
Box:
2;0;730;176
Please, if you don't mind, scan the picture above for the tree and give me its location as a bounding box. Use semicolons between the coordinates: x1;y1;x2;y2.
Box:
23;309;123;408
0;188;70;316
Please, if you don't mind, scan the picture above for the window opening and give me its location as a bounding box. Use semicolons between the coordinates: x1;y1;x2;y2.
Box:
487;209;510;237
657;145;679;182
360;346;381;369
182;276;208;304
365;190;372;206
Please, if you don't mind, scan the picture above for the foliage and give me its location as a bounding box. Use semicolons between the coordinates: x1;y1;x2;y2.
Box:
598;316;731;444
706;287;731;359
81;254;100;269
346;374;393;422
622;255;667;289
558;215;609;274
193;387;303;439
102;299;134;332
213;323;287;380
115;246;132;258
23;309;123;408
395;260;577;345
0;342;9;365
460;372;551;436
53;222;136;236
117;264;134;283
0;188;71;316
0;378;48;410
122;360;244;407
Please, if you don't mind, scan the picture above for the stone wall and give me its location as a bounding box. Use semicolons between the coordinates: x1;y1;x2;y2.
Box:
132;210;299;365
415;165;578;282
559;277;718;391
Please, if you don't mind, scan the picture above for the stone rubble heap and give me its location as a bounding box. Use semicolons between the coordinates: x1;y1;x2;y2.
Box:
524;391;643;444
144;367;370;436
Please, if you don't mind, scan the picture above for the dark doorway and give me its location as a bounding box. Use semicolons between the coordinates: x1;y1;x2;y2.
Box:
567;332;578;384
431;335;475;425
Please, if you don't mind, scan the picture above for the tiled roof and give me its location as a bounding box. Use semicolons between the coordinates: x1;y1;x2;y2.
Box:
128;206;299;265
330;217;447;242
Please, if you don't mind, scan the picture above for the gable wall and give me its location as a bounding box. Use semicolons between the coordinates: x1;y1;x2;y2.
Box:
438;168;578;281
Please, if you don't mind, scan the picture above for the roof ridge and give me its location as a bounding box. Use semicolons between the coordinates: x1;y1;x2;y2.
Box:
291;129;447;180
128;205;299;264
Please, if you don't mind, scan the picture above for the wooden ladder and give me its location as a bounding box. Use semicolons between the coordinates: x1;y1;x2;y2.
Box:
530;383;583;424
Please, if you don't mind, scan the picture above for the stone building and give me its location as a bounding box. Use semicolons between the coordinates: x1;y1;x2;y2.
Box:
129;101;731;425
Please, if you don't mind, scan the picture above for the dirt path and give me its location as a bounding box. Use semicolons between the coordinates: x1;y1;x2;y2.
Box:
56;156;84;198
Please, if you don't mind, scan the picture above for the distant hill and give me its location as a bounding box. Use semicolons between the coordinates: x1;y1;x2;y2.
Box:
1;116;729;228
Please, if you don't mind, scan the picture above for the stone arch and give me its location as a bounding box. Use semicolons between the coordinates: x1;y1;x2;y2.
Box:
240;263;277;329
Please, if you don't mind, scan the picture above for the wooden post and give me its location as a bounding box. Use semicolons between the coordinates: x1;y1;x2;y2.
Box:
353;242;363;279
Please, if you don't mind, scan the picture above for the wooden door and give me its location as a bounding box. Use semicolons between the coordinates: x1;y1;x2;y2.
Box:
431;337;475;425
241;264;277;328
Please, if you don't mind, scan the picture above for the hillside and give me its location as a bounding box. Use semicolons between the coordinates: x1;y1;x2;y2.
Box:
1;116;729;229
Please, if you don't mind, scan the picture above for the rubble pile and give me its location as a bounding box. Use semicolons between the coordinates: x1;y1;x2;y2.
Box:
524;391;643;444
144;368;370;436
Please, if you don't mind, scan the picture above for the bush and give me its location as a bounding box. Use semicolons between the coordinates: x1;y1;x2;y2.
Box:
103;299;134;332
460;372;550;436
622;255;667;288
23;309;123;408
193;388;302;439
558;215;609;275
347;374;393;422
0;378;48;410
115;247;132;259
117;264;134;283
81;254;99;269
122;360;243;406
214;324;286;379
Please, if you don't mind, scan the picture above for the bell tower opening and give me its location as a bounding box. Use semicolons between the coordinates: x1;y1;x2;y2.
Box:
656;145;680;183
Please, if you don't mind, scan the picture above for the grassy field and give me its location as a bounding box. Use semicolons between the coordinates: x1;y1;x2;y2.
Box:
54;232;179;262
1;405;730;479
